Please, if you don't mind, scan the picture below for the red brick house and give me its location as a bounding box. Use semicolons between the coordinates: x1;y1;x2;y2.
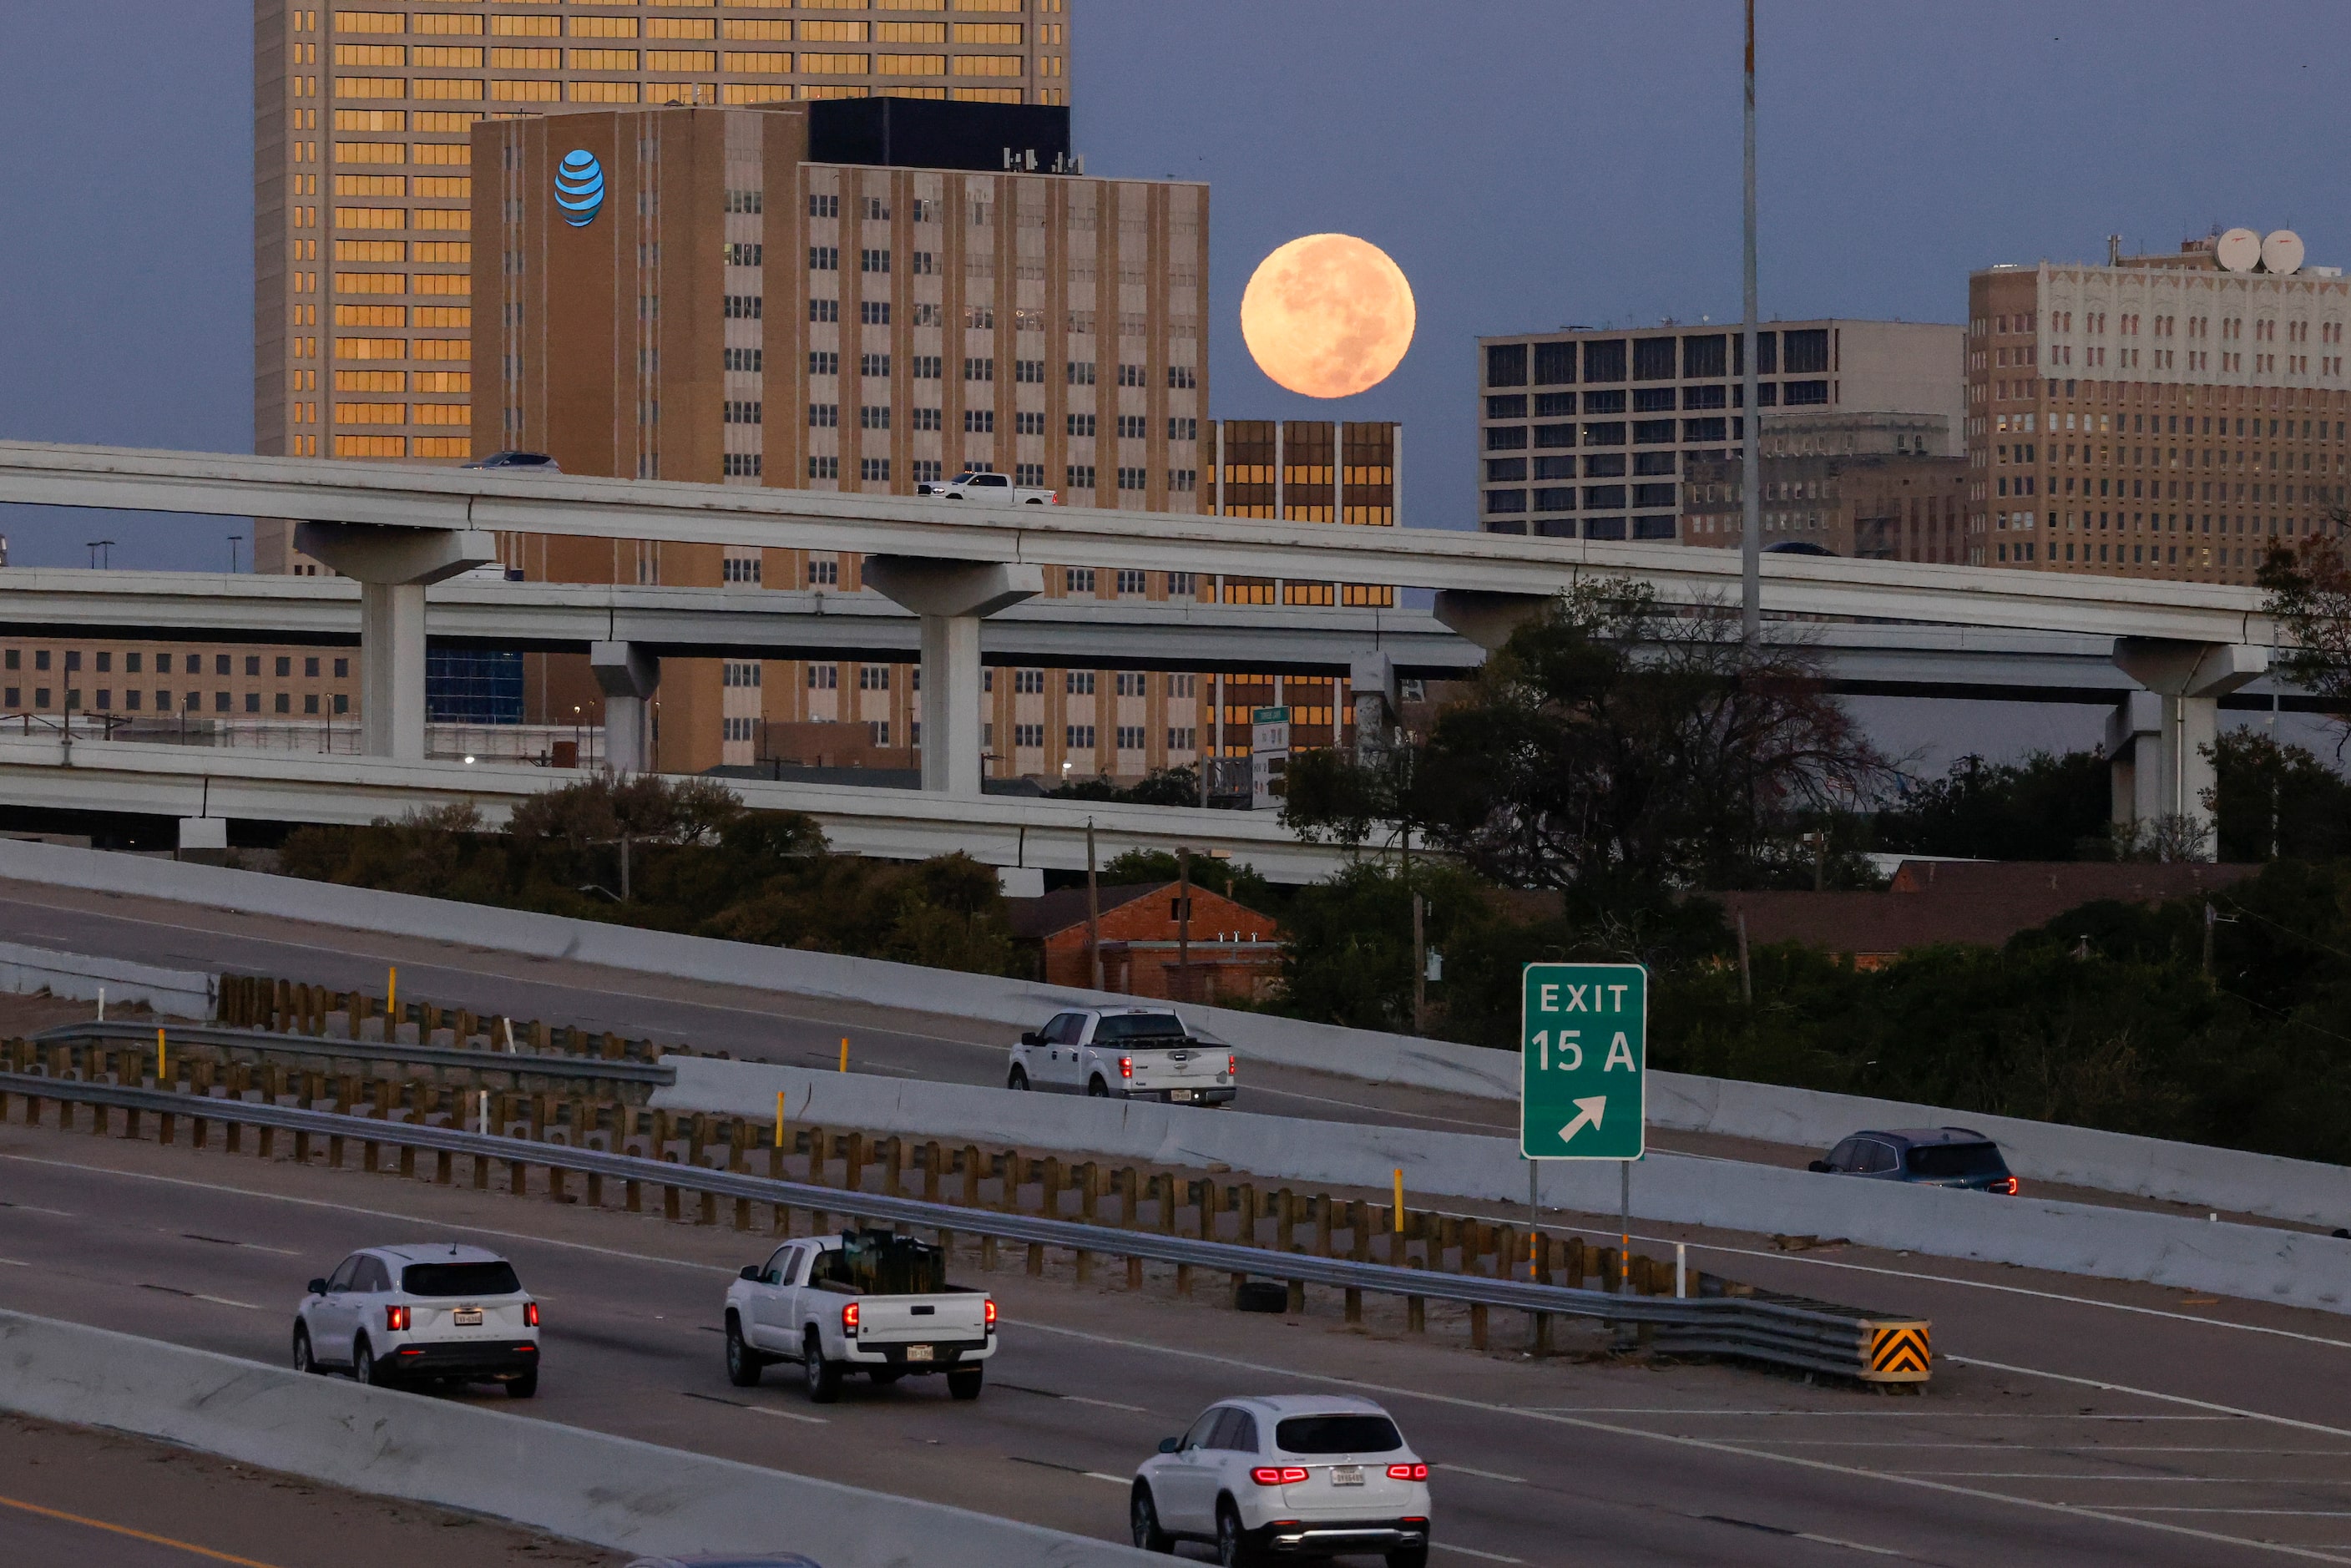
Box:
1008;882;1283;1002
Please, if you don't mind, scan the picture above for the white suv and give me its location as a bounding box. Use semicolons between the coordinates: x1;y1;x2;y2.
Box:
1131;1395;1432;1566
292;1243;541;1397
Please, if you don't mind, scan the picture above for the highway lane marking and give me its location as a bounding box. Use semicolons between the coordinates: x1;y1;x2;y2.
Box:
1514;1407;2233;1419
1697;1514;1906;1558
1004;1454;1128;1485
0;1492;287;1567
994;1380;1153;1414
1946;1355;2351;1442
1433;1544;1528;1563
181;1233;302;1257
0;1201;75;1217
1014;1321;2351;1564
1436;1462;1526;1484
679;1389;828;1424
137;1283;264;1312
0;1258;25;1268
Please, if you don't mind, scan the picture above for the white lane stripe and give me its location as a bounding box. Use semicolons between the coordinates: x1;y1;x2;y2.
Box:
0;1257;27;1267
1019;1321;2351;1565
1433;1545;1526;1564
0;1154;729;1276
1893;1474;2351;1483
1436;1462;1526;1484
1080;1472;1128;1485
1514;1408;2234;1419
0;1202;76;1217
746;1405;829;1426
1756;1444;2351;1454
1792;1533;1905;1559
1946;1355;2351;1442
193;1294;263;1311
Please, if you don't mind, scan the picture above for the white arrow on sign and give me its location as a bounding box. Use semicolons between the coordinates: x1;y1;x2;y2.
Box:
1557;1095;1608;1144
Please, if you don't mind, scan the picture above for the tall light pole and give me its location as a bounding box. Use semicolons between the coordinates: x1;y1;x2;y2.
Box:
227;533;245;574
85;539;115;569
1739;0;1762;646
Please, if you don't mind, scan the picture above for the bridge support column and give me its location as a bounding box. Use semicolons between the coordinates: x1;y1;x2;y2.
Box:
1349;652;1397;763
295;523;496;761
2108;639;2268;861
591;641;660;774
1430;589;1551;652
862;558;1043;795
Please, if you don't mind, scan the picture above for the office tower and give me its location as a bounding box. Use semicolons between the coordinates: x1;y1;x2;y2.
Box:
1196;417;1399;763
473;100;1209;776
253;0;1072;574
1681;412;1968;561
1474;320;1962;541
1966;235;2351;579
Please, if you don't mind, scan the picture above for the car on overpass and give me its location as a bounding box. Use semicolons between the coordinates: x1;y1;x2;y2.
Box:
292;1242;541;1394
916;468;1059;504
1131;1394;1432;1566
1009;1005;1236;1105
1807;1127;2020;1194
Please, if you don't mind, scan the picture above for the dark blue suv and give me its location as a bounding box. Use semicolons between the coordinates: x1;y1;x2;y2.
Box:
1807;1127;2020;1195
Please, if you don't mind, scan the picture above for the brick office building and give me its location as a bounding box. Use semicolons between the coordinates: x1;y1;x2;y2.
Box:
472;98;1211;776
1965;235;2351;579
1010;880;1282;1001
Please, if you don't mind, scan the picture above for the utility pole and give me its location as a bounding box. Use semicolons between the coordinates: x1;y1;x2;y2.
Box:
1411;891;1427;1034
1176;846;1192;1003
1740;0;1762;646
1085;818;1103;991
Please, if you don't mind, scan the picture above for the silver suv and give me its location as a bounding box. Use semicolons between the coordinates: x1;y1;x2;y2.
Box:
293;1242;541;1396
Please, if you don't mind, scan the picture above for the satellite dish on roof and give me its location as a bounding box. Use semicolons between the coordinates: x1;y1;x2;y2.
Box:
2263;230;2305;276
2215;228;2262;272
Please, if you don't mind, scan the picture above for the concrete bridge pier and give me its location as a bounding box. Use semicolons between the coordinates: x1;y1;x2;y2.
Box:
2107;638;2269;860
294;523;497;761
861;558;1043;794
590;641;660;773
1430;588;1551;653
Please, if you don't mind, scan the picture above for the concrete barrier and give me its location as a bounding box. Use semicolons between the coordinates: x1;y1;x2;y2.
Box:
0;1308;1146;1568
0;937;214;1019
660;1057;2351;1317
5;837;2344;1229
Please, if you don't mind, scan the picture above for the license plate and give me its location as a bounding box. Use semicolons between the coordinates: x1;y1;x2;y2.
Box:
904;1344;934;1363
1172;1090;1196;1102
452;1308;483;1326
1330;1465;1364;1486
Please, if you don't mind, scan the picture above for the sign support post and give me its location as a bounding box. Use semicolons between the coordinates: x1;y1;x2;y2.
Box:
1520;962;1649;1296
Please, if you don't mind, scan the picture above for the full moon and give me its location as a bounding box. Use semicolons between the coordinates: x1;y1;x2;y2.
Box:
1241;234;1416;399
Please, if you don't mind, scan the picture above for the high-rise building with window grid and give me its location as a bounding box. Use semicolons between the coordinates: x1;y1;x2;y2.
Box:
475;100;1212;778
253;0;1070;574
1966;239;2351;581
1474;320;1960;544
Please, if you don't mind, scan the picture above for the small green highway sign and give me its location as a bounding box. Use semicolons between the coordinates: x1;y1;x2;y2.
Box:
1519;962;1647;1160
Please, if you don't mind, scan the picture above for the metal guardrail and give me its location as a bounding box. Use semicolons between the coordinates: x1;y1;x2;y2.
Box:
0;1070;1929;1383
29;1022;675;1089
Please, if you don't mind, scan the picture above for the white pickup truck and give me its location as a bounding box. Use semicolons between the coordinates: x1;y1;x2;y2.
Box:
1009;1004;1236;1106
723;1230;994;1403
916;468;1059;505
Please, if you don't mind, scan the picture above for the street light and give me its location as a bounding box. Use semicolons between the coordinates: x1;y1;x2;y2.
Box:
84;539;115;569
227;533;245;574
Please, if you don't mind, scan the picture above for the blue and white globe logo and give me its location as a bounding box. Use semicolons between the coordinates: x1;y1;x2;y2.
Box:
554;149;604;228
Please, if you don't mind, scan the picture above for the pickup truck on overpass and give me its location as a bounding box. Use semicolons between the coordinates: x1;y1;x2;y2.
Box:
916;468;1059;504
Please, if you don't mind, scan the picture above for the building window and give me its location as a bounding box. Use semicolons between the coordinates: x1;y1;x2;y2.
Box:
807;299;837;324
334;658;348;678
1067;412;1095;437
275;692;291;713
910;355;942;379
1534;341;1575;384
1065;724;1096;750
1065;568;1095;594
724;294;763;319
859;665;891;691
859;300;891;325
1484;488;1527;513
304;694;320;714
808;402;839;427
808;558;840;585
241;691;258;713
334;694;349;714
860;352;891;378
1065;670;1095;694
1115;569;1147;595
1117;466;1147;491
860;404;890;430
1013;669;1044;694
858;456;891;482
964;408;993;433
808;245;839;271
964;357;994;382
1015;462;1045;486
1013;722;1044;748
868;721;890;747
1167;365;1197;389
1067;361;1095;386
808;455;840;479
808;352;839;377
1066;463;1095;488
1116;726;1145;751
859;248;890;274
725;401;764;424
723;453;764;477
808;665;838;689
304;656;320;678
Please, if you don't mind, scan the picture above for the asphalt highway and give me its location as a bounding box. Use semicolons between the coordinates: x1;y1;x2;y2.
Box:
0;877;2291;1231
6;1118;2351;1566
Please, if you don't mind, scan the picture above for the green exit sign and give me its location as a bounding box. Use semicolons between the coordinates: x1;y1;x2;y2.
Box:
1519;962;1647;1160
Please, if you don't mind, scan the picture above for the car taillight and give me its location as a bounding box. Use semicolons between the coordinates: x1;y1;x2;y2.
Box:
1388;1463;1428;1480
1120;1055;1133;1079
983;1298;997;1333
1250;1467;1309;1486
1227;1054;1237;1076
384;1305;409;1332
524;1302;539;1328
842;1302;859;1334
1995;1176;2020;1196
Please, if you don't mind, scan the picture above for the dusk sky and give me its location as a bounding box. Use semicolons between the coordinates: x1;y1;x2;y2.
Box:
3;2;2348;573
